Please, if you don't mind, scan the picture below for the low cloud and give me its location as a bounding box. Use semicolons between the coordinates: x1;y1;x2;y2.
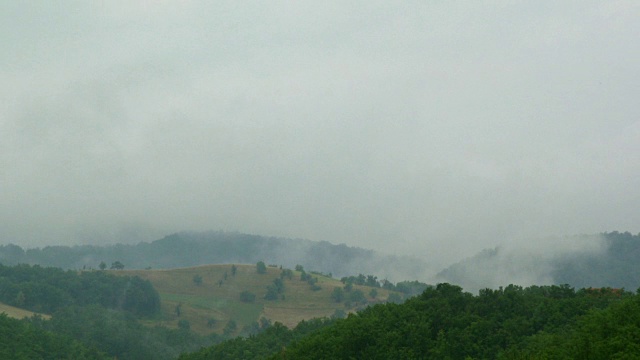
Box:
437;234;608;293
1;2;639;266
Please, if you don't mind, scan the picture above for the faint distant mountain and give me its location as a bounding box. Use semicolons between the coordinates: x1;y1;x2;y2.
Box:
0;231;431;282
436;232;640;292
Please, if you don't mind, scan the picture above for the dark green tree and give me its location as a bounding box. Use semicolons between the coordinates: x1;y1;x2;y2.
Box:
331;287;344;303
223;320;237;336
369;288;378;299
273;278;285;294
193;274;203;286
265;285;279;301
349;289;366;304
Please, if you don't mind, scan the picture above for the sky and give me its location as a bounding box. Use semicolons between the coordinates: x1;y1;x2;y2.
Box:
1;1;639;266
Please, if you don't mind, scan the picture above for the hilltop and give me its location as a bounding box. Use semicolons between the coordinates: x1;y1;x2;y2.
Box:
0;260;414;359
0;231;431;283
118;263;402;335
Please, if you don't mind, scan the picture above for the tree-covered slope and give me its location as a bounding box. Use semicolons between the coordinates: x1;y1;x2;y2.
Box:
551;231;640;289
0;263;160;316
179;283;638;359
0;263;215;359
178;319;336;360
438;232;640;292
0;313;107;360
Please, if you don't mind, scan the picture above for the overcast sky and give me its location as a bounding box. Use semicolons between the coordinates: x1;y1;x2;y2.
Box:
1;1;638;265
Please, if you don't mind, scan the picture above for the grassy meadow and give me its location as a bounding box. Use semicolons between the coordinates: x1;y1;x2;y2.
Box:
0;302;50;320
119;264;398;336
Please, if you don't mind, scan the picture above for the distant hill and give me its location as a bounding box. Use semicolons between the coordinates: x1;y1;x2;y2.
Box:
0;231;431;282
437;232;640;292
117;263;401;336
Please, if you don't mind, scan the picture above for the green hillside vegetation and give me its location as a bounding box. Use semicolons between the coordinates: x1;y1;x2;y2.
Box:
0;263;190;359
0;261;407;359
181;284;640;359
439;232;640;291
0;313;107;359
119;263;402;336
0;263;160;316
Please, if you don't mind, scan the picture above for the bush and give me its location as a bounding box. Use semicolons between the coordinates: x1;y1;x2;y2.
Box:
192;274;203;286
256;261;267;274
331;287;344;303
240;291;256;303
265;285;279;301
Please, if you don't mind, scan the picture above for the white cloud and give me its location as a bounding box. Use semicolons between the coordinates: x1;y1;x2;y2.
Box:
1;2;639;266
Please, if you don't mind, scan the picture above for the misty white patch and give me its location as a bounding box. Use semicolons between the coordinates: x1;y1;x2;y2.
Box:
437;234;608;293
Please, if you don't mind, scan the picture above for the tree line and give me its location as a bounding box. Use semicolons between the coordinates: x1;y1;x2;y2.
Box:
0;263;160;316
180;283;640;359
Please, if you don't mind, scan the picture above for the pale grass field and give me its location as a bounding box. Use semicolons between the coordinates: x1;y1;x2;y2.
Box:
0;302;50;320
119;264;398;335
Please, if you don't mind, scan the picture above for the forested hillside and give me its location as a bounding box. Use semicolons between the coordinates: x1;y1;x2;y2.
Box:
0;264;159;316
0;313;107;359
4;231;640;359
552;231;640;289
0;231;429;282
438;232;640;291
181;283;640;359
0;262;418;359
7;231;640;293
0;263;212;359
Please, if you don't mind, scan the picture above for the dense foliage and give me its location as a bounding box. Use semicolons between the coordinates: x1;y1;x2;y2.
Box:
271;284;636;359
179;318;336;360
0;263;160;316
0;313;107;359
180;283;640;359
0;262;220;359
27;305;215;360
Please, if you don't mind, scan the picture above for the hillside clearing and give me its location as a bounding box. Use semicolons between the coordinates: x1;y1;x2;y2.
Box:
0;302;50;320
117;264;399;335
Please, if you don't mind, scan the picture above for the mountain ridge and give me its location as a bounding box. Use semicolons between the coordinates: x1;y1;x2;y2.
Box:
0;231;431;283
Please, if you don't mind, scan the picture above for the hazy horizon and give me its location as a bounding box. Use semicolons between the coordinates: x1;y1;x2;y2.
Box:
2;2;639;267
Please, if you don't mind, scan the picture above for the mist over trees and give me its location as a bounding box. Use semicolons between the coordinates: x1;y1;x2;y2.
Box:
0;263;217;359
0;313;107;359
4;231;640;295
0;231;430;283
4;231;640;294
437;232;640;292
3;231;640;358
